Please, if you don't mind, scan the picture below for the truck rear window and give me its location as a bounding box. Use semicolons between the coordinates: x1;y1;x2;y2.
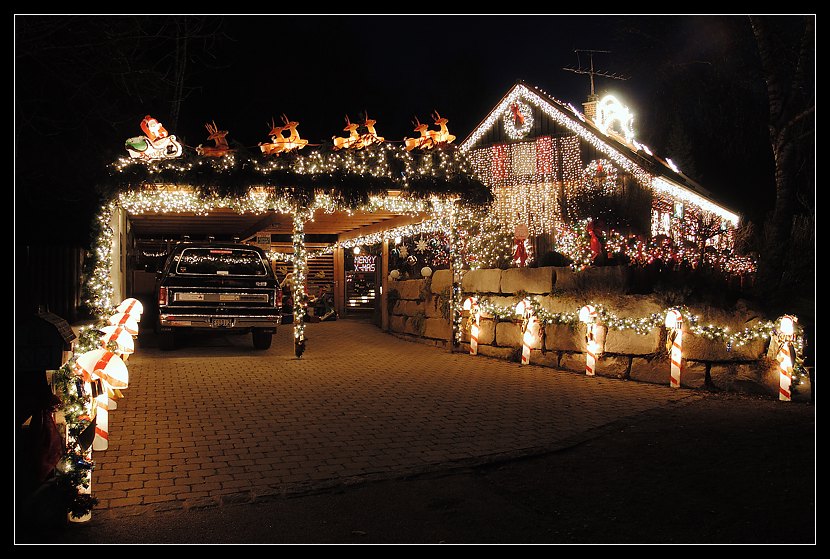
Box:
175;248;268;276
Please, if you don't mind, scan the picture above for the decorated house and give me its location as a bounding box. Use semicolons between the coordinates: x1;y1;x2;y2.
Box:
460;81;749;273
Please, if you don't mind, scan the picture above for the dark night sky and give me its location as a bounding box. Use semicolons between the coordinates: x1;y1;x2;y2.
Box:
16;15;798;246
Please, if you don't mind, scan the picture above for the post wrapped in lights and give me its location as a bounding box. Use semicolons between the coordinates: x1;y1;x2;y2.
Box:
775;315;797;402
665;309;683;389
463;296;480;355
579;304;600;376
292;210;309;358
515;298;536;365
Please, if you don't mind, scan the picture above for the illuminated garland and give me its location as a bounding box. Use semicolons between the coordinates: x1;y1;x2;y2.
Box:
50;325;107;518
555;220;756;274
109;143;491;207
459;295;806;383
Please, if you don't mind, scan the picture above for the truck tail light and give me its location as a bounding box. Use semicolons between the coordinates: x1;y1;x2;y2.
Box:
274;288;282;307
159;286;168;306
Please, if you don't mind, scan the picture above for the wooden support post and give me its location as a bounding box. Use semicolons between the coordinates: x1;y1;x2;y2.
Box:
381;238;389;331
333;244;344;317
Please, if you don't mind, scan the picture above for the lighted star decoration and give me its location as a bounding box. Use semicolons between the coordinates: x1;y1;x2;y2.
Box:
398;245;409;259
415;236;429;253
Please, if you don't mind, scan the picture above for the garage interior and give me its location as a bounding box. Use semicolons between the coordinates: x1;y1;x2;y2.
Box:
126;205;432;324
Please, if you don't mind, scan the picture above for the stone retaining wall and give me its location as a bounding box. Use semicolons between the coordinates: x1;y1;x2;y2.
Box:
387;266;809;400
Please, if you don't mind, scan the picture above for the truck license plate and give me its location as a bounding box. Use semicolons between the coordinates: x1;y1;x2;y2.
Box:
210;318;234;328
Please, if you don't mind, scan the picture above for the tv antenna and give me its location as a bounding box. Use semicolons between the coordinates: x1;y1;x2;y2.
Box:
562;49;628;97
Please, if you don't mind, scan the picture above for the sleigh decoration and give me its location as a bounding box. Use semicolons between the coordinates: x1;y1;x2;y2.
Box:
124;115;183;161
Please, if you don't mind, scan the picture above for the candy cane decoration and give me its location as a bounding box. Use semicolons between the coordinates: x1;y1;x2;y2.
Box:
463;297;480;355
116;297;144;318
579;305;599;376
516;299;535;365
776;315;796;402
108;312;140;336
74;349;129;451
665;309;683;388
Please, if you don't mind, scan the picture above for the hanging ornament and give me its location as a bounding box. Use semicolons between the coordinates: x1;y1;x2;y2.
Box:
196;121;232;157
415;236;429;253
398;245;409;259
125;115;182;160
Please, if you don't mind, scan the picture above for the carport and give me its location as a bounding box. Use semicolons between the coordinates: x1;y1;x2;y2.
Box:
90;145;490;356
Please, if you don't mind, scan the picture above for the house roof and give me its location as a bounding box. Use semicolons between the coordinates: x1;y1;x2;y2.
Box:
460;81;739;225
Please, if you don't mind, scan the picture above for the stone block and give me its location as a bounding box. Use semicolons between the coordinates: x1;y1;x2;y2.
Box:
495;321;521;348
462;269;501;294
389;315;407;333
500;267;555;294
596;355;631;379
544;323;582;352
430;269;452;294
629;356;669;385
423;318;451;341
424;295;445;319
682;328;766;361
478;344;518;361
551;267;577;290
558;352;586;374
678;360;707;389
603;328;661;355
396;279;425;300
393;300;423;317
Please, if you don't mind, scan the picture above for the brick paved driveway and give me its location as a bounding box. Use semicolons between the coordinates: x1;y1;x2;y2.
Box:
93;320;695;511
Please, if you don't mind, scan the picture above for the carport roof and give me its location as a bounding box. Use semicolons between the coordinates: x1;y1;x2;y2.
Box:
127;206;419;240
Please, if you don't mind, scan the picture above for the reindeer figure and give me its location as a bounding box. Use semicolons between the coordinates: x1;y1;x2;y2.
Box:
404;116;435;152
430;111;456;145
360;111;385;147
259;118;289;155
281;114;308;150
332;115;362;150
197;121;232;157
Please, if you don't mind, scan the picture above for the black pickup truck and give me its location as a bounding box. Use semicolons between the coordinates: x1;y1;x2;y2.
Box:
155;242;281;350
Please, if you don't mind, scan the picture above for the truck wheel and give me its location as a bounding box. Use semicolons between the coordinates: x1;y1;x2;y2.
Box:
252;330;273;350
158;330;176;351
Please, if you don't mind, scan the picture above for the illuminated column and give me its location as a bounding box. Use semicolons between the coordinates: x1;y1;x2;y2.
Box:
449;202;463;349
579;305;599;376
292;210;308;358
665;309;683;388
776;315;797;402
